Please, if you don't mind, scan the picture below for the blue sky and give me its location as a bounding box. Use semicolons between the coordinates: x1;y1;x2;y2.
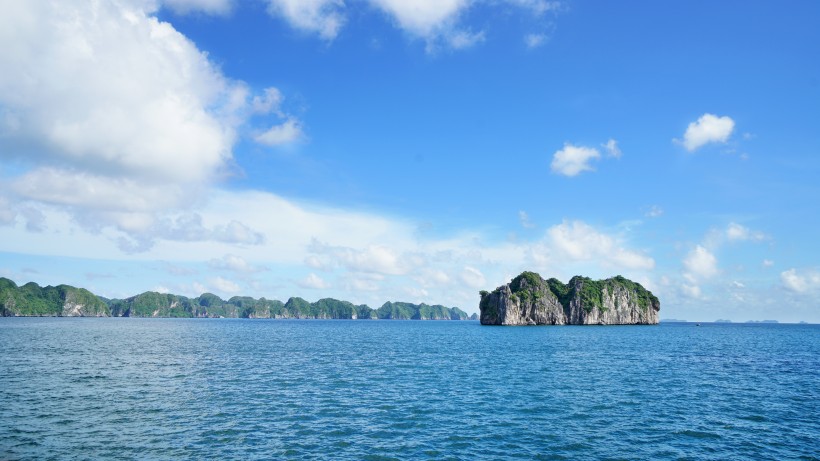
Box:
1;0;819;322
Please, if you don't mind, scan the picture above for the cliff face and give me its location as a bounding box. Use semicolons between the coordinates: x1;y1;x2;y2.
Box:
479;272;659;326
0;279;109;317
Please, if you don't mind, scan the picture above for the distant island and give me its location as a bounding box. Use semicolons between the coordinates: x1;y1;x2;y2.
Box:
0;277;474;320
479;271;659;326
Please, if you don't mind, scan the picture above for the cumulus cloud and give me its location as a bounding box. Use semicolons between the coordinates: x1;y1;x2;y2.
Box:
368;0;467;38
544;220;655;270
683;245;718;280
550;143;601;177
0;2;306;250
211;276;241;294
780;269;820;293
0;2;237;183
1;179;657;312
265;0;345;40
261;0;560;51
678;113;735;152
1;4;228;223
298;273;331;289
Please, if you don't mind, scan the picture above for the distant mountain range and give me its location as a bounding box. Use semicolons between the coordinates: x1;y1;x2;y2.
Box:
0;277;474;320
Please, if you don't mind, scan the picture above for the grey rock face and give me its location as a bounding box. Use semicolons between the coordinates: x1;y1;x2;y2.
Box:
480;272;659;326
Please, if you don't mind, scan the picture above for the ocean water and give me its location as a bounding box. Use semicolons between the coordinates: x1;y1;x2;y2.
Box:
1;319;818;460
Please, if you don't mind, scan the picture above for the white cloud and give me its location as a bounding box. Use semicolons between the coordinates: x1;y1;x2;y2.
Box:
681;283;702;299
162;0;233;15
550;143;601;176
257;1;562;52
344;275;381;292
726;222;766;242
414;269;452;287
20;207;46;233
545;220;655;270
403;286;430;298
368;0;467;38
519;210;536;229
111;213;265;253
0;2;238;183
679;113;735;152
602;138;622;158
0;184;655;312
505;0;561;15
0;2;311;248
308;239;418;276
762;259;774;268
211;276;241;294
460;266;486;289
209;254;266;273
645;205;664;218
12;169;191;215
305;254;333;271
254;119;303;146
0;198;15;226
781;269;820;293
298;273;331;289
252;87;285;115
683;245;718;279
265;0;345;40
524;33;548;48
447;29;486;50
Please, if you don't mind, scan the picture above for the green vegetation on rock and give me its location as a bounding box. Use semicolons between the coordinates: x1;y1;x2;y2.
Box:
0;278;109;317
0;277;469;320
479;271;661;325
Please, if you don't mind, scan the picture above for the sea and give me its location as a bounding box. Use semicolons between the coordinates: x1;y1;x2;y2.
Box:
1;318;818;460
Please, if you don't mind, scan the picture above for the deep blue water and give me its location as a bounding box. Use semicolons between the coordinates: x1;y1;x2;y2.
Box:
1;319;818;460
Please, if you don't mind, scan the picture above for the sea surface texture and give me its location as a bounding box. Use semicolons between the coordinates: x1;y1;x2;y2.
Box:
1;319;818;460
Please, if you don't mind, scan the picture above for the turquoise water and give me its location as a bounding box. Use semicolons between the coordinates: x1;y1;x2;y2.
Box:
1;319;818;460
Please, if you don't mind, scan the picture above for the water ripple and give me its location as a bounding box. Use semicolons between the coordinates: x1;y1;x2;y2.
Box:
1;319;818;460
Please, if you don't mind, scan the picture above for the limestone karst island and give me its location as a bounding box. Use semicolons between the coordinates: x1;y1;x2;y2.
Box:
479;271;660;325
